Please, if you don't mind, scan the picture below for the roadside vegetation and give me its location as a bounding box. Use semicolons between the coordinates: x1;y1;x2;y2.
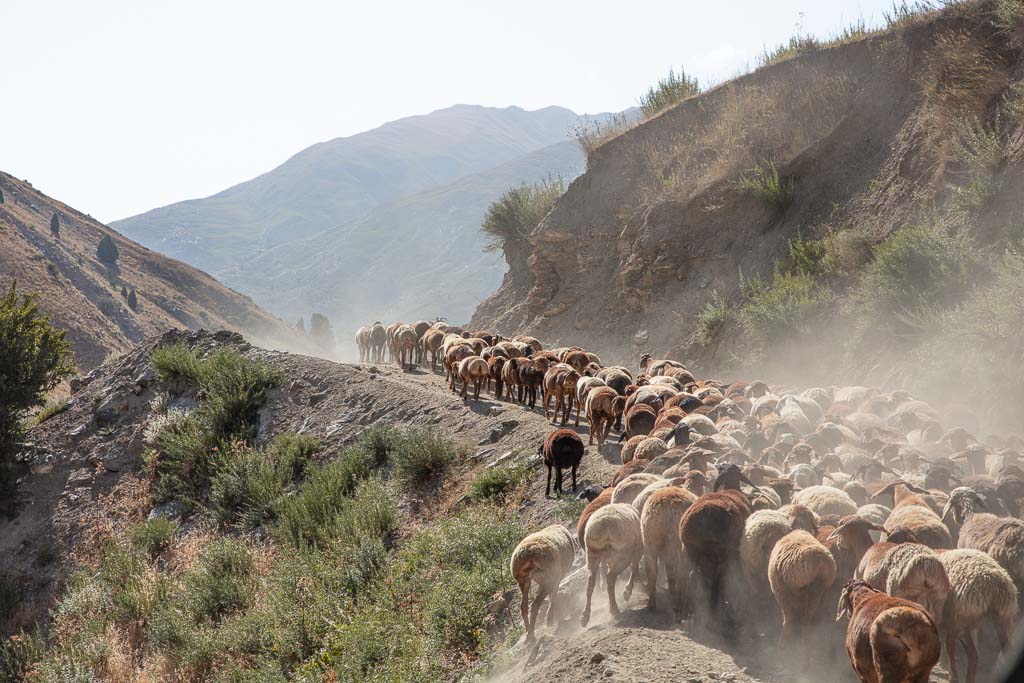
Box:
481;176;565;251
14;349;523;681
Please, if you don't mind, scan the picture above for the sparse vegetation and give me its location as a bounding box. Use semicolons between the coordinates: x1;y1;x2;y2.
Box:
390;426;463;486
738;161;794;212
481;176;565;251
127;288;138;311
128;517;179;559
691;292;734;347
572;113;635;167
639;66;700;117
737;270;833;346
759;34;820;67
0;282;75;506
25;398;70;429
49;212;60;239
468;463;532;501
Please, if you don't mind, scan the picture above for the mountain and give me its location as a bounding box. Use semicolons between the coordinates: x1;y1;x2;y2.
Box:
0;172;304;369
226;138;585;344
112;105;585;276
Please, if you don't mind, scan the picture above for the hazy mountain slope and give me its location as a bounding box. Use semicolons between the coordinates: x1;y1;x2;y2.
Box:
0;172;303;369
111;105;582;274
229;139;585;345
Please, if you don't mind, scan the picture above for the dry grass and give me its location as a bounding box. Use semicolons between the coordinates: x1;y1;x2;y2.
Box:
630;65;854;205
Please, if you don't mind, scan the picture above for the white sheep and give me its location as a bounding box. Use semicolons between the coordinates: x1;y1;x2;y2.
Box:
581;503;643;626
791;485;858;518
610;473;663;506
510;524;577;642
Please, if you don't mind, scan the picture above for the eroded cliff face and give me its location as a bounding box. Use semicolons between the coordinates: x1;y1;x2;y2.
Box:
472;8;1023;377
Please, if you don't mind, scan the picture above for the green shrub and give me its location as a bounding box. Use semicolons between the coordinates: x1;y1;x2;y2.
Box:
571;113;635;167
96;234;119;265
852;223;977;344
737;271;832;345
209;433;320;530
759;34;819;67
468;464;531;501
391;427;461;487
789;234;827;276
738;161;794;211
639;66;700;117
274;469;397;550
148;347;283;506
150;342;201;382
691;291;733;347
481;177;565;251
0;630;46;683
0;282;75;505
129;517;179;559
183;539;255;623
553;497;587;524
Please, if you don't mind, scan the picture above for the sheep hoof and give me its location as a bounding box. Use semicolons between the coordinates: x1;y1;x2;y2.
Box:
580;612;590;627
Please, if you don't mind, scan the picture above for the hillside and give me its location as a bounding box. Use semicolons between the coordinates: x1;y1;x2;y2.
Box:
228;139;586;347
0;172;303;369
111;105;586;276
472;1;1024;431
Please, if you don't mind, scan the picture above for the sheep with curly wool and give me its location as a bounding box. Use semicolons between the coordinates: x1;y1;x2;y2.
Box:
611;473;663;506
740;509;791;599
940;549;1019;683
769;529;837;662
511;524;576;643
884;505;953;550
641;486;697;616
581;503;643;626
943;487;1024;597
792;485;859;518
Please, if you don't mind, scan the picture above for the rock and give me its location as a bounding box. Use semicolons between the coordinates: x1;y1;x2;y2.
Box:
69;376;86;394
68;423;89;439
474;447;496;460
133;367;156;387
487;451;515;468
289;380;303;393
307;391;329;406
148;501;185;521
67;468;92;488
94;394;128;425
590;653;606;664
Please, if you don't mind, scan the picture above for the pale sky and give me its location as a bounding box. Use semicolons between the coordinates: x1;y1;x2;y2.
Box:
1;0;897;223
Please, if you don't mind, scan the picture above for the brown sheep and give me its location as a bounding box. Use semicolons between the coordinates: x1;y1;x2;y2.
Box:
622;403;657;440
393;324;418;370
421;328;445;371
610;459;650;487
445;344;474;391
585;386;625;447
487;356;506;399
541;429;585;497
411;320;431;364
542;364;580;426
769;530;837;663
500;357;522;403
577;487;613;546
511;525;576;643
516;356;550;408
836;579;940;683
368;322;388;363
457;356;488;400
677;464;756;632
354;325;371;362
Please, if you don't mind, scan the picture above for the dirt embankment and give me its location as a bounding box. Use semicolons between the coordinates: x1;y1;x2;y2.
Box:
470;4;1024;385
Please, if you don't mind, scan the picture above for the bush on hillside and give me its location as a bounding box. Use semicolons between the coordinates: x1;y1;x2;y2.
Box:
691;291;734;347
468;463;531;501
128;517;179;559
639;66;700;117
852;223;977;346
0;282;75;505
737;270;832;347
391;427;462;487
738;161;794;212
481;176;565;252
50;212;60;239
759;35;820;67
571;112;635;167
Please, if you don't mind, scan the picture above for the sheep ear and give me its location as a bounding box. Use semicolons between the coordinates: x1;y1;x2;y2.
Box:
826;527;843;541
835;596;850;622
940;498;955;523
869;523;888;533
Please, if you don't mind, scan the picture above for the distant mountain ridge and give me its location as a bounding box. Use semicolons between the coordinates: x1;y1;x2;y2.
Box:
113;105;585;275
0;172;304;369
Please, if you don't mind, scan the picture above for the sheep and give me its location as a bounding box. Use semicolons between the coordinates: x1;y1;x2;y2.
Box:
942;486;1024;596
411;320;431;364
355;325;370;362
575;376;607;427
585;386;625;447
516;356;550;408
769;530;837;661
677;464;756;631
740;509;791;599
632;477;679;516
855;527;922;588
501;357;522;403
881;543;950;623
611;459;650;486
610;473;662;506
791;485;859;518
542;364;580;426
856;503;892;542
581;503;643;626
835;579;940;683
540;429;585;497
457;356;489;400
510;524;576;643
824;516;889;589
577;486;613;546
393;324;418;370
368;322;388;362
421;328;445;370
631;437;668;464
884;505;953;550
487;356;506;399
622;403;657;439
682;414;718;436
641;486;697;616
940;549;1019;683
445;344;474;390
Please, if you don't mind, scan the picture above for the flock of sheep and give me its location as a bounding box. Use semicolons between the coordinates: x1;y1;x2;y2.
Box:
355;319;1024;683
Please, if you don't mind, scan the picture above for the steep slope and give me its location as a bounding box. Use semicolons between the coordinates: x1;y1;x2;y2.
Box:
472;3;1024;399
228;139;585;346
112;105;584;275
0;172;303;369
